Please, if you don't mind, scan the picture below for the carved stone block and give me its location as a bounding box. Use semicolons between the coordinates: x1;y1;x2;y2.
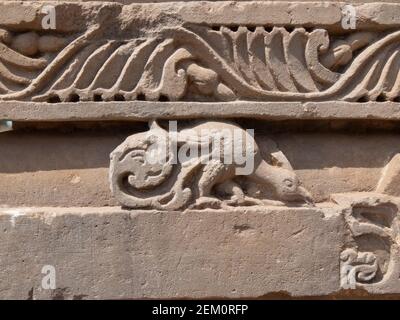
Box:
1;0;400;299
0;206;345;299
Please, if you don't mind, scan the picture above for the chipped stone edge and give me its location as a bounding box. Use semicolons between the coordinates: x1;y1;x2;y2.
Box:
1;1;400;32
1;101;400;122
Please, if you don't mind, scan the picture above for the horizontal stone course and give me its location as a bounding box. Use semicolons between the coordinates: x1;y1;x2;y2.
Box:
0;206;344;299
2;101;400;121
1;1;399;32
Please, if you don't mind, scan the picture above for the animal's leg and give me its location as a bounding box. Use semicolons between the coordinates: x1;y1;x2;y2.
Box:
216;180;273;207
198;160;227;197
191;160;227;209
215;180;246;205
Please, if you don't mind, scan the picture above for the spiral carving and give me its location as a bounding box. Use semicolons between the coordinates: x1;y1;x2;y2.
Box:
2;25;400;102
109;123;194;210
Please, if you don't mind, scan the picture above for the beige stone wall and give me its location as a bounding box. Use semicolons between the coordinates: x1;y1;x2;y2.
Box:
1;1;400;299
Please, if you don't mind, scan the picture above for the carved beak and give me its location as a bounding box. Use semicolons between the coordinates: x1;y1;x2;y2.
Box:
298;186;314;205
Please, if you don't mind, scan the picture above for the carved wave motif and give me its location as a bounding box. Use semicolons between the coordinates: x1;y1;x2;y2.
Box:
0;32;48;94
0;28;76;97
0;26;400;102
172;26;400;102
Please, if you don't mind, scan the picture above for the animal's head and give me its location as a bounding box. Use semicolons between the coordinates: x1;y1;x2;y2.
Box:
271;167;314;205
110;120;173;190
111;120;168;153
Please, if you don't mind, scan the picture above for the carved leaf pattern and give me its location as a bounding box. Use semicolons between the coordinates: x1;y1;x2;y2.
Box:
0;26;400;102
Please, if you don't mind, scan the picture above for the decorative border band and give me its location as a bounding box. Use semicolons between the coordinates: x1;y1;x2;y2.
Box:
2;101;400;121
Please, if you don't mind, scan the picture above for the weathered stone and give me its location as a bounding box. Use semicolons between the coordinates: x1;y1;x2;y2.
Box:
376;154;400;197
0;206;344;299
1;126;400;207
1;2;400;103
332;192;400;294
2;101;400;122
1;0;400;299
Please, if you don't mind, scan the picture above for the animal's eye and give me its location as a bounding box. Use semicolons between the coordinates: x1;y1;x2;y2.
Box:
284;179;293;187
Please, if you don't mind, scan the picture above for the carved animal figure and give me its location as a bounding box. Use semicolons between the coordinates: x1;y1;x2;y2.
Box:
110;120;313;210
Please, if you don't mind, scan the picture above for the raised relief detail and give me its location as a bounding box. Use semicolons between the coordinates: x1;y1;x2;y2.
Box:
1;26;399;103
109;120;313;210
333;193;400;290
0;29;70;97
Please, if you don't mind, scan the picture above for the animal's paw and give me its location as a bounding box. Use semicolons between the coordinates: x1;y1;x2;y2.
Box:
223;196;265;208
224;195;246;206
190;197;222;209
242;197;265;206
261;199;286;206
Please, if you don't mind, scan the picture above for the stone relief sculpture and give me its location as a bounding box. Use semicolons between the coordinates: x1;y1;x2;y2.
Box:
3;1;400;299
0;29;69;96
109;122;400;291
333;156;400;290
0;25;399;103
334;193;400;290
109;120;313;210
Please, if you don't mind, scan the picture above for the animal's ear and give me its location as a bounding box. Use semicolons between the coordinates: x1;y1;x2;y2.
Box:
265;139;294;170
148;119;164;131
271;151;294;171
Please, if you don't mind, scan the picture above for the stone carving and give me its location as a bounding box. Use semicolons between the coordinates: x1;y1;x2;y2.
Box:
109;120;313;210
4;0;400;300
340;248;378;289
0;29;69;96
1;25;399;103
376;153;400;197
333;193;400;290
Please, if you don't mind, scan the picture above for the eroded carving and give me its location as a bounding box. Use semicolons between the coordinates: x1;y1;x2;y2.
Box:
109;120;313;210
0;29;69;95
1;26;399;103
333;193;400;290
340;248;378;289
